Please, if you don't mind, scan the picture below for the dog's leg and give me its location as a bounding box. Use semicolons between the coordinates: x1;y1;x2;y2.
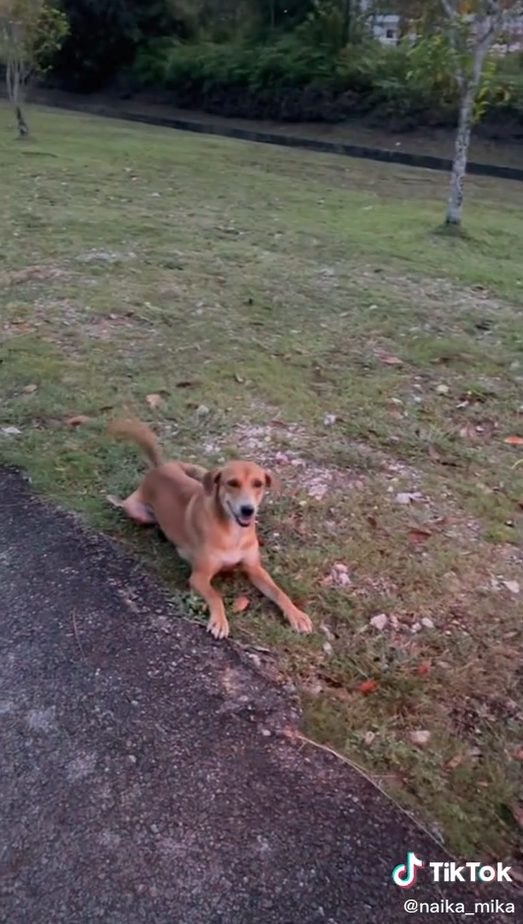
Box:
242;562;313;634
190;568;230;640
106;490;157;526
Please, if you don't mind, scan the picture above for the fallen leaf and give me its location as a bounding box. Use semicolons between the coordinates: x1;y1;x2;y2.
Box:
512;803;523;829
396;491;423;505
376;352;403;366
233;374;244;384
358;679;377;695
22;383;38;394
509;867;523;885
409;729;431;746
323;641;334;656
408;528;432;543
444;754;463;770
146;393;163;409
367;514;378;529
417;660;431;676
504;436;523;446
233;596;250;614
503;580;520;595
370;613;388;631
65;415;90;427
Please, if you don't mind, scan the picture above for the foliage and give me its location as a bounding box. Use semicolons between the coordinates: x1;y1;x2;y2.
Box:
0;0;68;75
128;30;523;130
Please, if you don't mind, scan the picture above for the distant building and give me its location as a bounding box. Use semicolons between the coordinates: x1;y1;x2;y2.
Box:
366;8;523;52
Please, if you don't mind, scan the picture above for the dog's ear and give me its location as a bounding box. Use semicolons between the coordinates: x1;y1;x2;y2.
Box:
264;470;280;491
203;467;222;496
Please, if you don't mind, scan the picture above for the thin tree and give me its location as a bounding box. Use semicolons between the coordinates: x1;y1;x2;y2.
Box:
440;0;523;226
0;0;68;139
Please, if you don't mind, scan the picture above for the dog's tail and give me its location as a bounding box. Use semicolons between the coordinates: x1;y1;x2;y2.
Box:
108;418;163;468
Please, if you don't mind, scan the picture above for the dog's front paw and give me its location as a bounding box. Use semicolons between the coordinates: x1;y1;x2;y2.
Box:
207;614;230;640
288;608;313;634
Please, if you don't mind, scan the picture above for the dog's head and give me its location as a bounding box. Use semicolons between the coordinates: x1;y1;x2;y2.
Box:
202;460;278;528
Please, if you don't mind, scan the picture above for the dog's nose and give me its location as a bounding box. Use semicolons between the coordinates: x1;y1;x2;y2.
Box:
240;504;255;518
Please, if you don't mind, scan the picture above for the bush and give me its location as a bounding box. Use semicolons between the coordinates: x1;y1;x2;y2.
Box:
127;35;523;134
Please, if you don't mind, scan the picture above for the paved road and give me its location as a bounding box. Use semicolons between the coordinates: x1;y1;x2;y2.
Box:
0;467;518;923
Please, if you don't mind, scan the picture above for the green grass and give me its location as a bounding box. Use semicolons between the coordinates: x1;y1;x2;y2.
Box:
1;102;523;863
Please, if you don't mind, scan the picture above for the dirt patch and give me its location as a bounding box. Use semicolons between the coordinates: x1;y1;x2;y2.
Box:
1;264;70;286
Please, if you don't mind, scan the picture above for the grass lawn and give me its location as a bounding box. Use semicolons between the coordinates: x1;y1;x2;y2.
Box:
1;102;523;866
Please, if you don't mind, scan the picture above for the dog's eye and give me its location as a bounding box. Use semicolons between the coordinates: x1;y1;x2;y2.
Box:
227;479;240;488
252;480;263;489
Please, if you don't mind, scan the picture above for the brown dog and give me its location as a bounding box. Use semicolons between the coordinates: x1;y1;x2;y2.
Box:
107;419;313;640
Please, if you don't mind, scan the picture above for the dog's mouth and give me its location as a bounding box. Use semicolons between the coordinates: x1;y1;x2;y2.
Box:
228;503;254;528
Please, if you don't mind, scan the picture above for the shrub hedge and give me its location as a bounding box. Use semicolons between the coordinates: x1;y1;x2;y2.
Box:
128;37;523;136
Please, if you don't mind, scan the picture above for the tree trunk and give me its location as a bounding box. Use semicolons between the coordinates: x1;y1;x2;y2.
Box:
445;83;475;226
16;105;30;139
7;60;30;140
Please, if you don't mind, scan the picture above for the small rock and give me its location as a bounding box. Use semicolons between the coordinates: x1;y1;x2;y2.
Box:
389;615;400;631
364;731;375;746
322;641;334;656
409;730;431;746
1;426;21;436
411;622;422;634
22;383;38;394
323;413;337;426
421;617;435;629
436;384;450;395
370;613;388;631
195;405;210;418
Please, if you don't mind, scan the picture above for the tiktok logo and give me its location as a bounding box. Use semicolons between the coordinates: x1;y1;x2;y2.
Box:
392;852;424;889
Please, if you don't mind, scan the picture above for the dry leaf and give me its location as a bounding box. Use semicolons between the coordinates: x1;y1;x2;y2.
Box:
234;374;244;384
376;352;402;366
396;491;422;505
503;580;520;595
408;528;432;543
409;729;431;746
370;613;388;631
504;436;523;446
358;679;377;695
436;384;450;396
233;596;250;614
444;754;463;770
509;867;523;885
146;393;163;409
367;514;378;529
417;660;431;676
22;383;38;394
512;803;523;829
66;415;90;427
